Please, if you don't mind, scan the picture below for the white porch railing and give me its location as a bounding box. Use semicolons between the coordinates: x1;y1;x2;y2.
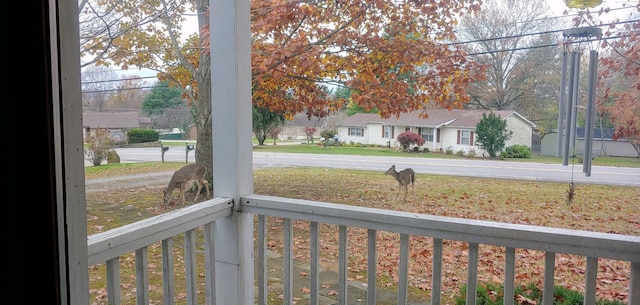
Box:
88;195;640;305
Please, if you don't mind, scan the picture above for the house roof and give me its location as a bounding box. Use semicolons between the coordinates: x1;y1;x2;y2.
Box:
83;112;141;129
284;113;324;127
339;109;536;129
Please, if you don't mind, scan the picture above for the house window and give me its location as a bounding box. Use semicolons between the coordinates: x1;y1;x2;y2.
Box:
349;127;364;137
420;128;434;142
383;126;394;138
457;130;474;145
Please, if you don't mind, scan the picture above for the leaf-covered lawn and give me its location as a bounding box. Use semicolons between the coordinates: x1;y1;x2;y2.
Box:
253;167;639;303
86;166;639;304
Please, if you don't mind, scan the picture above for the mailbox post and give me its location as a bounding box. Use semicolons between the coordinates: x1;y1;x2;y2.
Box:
161;145;169;163
186;142;195;163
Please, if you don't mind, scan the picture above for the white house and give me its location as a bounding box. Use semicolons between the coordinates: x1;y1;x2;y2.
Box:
337;109;536;155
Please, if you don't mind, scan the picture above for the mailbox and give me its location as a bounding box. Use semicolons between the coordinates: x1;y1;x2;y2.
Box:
161;145;170;163
187;144;194;151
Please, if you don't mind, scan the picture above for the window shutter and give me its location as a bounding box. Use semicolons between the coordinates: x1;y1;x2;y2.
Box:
436;129;440;143
470;131;475;146
391;126;394;138
457;130;460;144
382;126;384;137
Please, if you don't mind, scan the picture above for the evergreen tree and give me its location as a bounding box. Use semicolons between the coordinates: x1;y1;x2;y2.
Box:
142;81;185;116
475;112;513;158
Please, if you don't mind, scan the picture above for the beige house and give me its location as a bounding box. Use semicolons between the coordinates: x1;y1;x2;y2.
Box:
337;109;536;155
83;111;150;142
280;113;325;141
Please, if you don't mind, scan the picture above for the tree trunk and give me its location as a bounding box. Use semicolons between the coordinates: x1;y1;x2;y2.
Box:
194;0;213;186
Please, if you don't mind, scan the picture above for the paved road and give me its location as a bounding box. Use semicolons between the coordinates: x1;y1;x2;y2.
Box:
107;147;640;187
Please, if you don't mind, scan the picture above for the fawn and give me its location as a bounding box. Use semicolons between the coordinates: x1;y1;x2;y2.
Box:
163;163;210;205
384;164;416;202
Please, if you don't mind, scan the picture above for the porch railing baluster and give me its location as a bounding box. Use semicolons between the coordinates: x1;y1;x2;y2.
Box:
432;238;443;305
338;225;348;305
135;247;149;305
543;252;556;305
204;222;216;305
504;247;516;305
398;233;409;305
310;221;319;305
161;238;174;305
257;215;267;305
585;256;598;305
106;257;120;305
466;242;479;305
367;229;377;305
185;230;197;305
283;218;293;304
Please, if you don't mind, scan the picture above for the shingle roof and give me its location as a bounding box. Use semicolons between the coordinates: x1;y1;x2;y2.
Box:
83;112;141;129
339;109;535;128
284;113;325;127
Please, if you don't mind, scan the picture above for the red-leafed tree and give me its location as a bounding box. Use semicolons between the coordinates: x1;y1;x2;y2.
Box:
304;126;318;144
600;11;640;157
576;4;640;157
396;131;425;152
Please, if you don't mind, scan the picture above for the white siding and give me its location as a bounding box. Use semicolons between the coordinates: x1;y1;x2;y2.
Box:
338;114;534;156
505;116;532;148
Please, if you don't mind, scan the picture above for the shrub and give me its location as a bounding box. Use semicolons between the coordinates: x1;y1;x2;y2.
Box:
501;144;532;159
467;148;477;158
397;131;425;151
320;129;337;141
454;282;625;305
84;129;113;166
456;149;465;157
445;146;454;155
128;128;160;143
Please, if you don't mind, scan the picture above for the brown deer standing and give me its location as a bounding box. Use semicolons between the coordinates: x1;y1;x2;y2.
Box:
384;164;416;202
163;163;210;205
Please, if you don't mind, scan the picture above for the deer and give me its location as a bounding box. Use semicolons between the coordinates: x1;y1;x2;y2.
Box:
384;164;416;202
163;163;210;206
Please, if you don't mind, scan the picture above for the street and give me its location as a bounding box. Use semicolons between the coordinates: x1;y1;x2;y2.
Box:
100;147;640;187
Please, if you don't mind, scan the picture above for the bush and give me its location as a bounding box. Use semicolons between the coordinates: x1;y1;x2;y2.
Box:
467;148;477;158
128;128;160;143
84;129;113;166
397;131;425;151
454;282;625;305
320;129;337;141
501;144;532;159
445;146;454;155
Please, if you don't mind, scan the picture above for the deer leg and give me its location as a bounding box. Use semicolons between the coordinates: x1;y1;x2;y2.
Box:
201;179;210;198
180;184;187;205
403;185;408;202
193;180;202;202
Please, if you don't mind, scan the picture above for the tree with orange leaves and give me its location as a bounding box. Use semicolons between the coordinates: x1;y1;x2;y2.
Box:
245;0;484;119
82;0;484;179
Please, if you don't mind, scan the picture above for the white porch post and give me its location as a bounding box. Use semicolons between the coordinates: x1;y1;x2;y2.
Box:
210;0;253;303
